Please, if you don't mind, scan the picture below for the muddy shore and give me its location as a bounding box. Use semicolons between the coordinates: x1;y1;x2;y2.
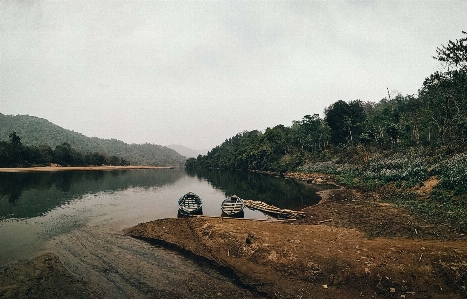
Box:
2;172;467;298
0;252;103;299
126;173;467;299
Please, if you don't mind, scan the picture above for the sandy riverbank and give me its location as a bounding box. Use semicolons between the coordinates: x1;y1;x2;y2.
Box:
0;165;175;172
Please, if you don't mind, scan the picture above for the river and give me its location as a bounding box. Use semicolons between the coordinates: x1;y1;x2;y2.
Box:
0;168;334;298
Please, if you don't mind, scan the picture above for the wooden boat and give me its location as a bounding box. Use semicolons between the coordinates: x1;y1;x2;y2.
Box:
221;195;245;217
178;192;203;216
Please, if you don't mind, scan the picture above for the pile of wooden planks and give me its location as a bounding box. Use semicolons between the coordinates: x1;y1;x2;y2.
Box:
244;200;307;219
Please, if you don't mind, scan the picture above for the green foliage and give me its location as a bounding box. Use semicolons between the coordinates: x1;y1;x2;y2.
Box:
335;169;361;188
418;68;467;145
0;133;129;167
434;30;467;69
291;114;330;151
9;132;21;145
325;100;366;145
0;114;186;166
188;30;467;185
384;188;467;231
359;149;429;188
185;31;467;232
431;153;467;194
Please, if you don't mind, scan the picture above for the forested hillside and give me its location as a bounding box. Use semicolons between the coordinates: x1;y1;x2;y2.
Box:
188;32;467;171
0;114;186;166
187;31;467;222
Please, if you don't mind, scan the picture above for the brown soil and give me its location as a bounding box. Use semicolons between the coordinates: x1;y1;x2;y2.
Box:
126;172;467;299
416;176;440;198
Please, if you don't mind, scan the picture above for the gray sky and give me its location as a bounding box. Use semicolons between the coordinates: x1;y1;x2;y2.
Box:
1;1;466;150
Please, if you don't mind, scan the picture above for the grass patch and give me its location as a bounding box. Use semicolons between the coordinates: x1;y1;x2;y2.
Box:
377;186;467;234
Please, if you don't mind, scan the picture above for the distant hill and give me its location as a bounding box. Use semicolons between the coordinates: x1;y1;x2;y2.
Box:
167;144;209;158
0;113;186;167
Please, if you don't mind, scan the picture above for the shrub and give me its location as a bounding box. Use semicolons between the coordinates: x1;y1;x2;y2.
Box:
431;153;467;194
359;150;429;188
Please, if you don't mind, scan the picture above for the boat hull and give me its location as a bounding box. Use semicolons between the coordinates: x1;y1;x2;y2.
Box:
221;195;245;217
178;192;203;216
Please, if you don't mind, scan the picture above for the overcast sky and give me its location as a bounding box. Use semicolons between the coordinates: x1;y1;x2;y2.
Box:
1;1;466;150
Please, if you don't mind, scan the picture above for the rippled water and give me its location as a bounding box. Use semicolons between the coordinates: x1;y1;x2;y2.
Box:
0;168;334;297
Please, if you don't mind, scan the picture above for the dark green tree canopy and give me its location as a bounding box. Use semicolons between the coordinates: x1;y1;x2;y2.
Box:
325;100;366;145
9;131;21;146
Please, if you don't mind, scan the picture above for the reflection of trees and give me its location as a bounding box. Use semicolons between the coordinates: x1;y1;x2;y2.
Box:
0;169;184;219
7;190;21;205
186;169;335;210
0;173;53;204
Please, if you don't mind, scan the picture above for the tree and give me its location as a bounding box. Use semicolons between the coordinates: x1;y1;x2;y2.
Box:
434;31;467;69
292;114;329;151
9;131;21;146
264;125;291;155
7;131;24;165
53;143;77;166
325;100;366;145
419;69;467;145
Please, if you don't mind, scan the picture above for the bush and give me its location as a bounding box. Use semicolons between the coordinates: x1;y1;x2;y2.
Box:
431;153;467;194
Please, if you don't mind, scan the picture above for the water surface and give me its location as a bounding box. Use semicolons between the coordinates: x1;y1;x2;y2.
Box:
0;168;333;298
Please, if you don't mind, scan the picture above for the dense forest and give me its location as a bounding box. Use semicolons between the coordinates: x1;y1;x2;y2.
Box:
0;131;130;167
187;31;467;219
0;114;186;167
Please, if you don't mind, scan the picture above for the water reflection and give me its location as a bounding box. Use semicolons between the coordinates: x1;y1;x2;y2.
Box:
187;168;337;210
0;168;336;221
0;169;184;220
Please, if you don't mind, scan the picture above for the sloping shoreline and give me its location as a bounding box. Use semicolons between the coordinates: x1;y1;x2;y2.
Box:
125;185;467;299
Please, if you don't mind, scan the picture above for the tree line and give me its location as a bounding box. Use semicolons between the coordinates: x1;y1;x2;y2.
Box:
0;132;129;167
187;31;467;172
0;113;187;167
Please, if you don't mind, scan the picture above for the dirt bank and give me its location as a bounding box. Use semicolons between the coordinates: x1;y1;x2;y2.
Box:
126;172;467;299
0;165;174;172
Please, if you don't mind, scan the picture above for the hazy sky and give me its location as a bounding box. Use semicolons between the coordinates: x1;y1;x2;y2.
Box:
1;1;466;150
